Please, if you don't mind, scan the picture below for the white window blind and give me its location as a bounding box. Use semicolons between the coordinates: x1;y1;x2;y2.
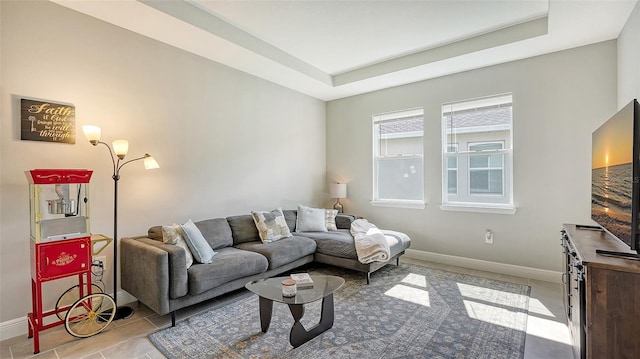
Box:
373;108;424;205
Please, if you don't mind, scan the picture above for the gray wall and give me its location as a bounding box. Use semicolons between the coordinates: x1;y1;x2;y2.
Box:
327;41;618;273
618;1;640;107
0;1;325;323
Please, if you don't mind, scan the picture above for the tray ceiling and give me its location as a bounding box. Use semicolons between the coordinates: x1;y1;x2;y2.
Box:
51;0;637;100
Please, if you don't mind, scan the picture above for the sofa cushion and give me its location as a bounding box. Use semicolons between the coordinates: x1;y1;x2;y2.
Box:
187;247;268;296
282;209;297;232
301;229;358;259
296;205;328;232
195;218;233;250
227;215;260;244
251;208;292;243
335;214;357;229
234;236;316;270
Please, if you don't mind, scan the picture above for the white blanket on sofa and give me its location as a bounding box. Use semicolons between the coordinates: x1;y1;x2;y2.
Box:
350;219;391;264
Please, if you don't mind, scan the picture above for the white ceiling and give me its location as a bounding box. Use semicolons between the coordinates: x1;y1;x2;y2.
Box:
52;0;637;101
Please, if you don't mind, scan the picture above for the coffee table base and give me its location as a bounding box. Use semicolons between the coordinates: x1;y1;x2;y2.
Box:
258;294;335;348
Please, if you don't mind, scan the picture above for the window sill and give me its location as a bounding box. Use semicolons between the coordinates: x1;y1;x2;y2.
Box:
370;200;426;209
439;203;517;215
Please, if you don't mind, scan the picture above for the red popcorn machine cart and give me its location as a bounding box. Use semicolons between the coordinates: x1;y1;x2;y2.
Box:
25;169;114;354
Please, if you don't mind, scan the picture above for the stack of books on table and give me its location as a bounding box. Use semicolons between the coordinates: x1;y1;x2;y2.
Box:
290;273;314;288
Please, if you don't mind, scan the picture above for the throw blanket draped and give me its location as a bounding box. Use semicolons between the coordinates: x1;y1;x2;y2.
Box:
350;219;391;263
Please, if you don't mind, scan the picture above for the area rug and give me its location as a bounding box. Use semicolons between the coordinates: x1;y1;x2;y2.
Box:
149;263;530;359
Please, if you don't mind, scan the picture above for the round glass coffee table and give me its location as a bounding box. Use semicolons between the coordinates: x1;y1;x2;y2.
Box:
245;275;344;348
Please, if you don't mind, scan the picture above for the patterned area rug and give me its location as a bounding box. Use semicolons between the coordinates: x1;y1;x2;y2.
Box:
149;263;530;359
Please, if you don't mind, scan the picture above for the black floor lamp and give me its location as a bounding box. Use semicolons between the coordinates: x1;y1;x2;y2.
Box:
82;125;159;320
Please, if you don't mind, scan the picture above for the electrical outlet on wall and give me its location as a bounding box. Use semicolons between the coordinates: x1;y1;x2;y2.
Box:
485;230;494;244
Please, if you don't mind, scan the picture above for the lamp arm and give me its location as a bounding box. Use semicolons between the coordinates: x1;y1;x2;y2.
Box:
115;155;146;177
95;141;118;177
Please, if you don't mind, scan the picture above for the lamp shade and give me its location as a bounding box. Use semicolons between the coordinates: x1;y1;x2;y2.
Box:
112;140;129;159
82;125;101;144
143;154;160;169
330;183;347;199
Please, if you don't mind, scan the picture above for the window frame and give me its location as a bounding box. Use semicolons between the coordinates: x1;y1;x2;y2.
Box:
371;108;425;209
440;94;515;214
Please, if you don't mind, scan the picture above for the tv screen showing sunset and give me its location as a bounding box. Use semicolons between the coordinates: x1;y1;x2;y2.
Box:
592;105;635;245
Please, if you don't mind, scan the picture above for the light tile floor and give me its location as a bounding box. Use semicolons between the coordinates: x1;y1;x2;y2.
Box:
1;259;574;358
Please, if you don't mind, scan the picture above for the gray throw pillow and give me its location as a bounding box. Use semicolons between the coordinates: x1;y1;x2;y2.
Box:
296;205;328;232
181;219;217;264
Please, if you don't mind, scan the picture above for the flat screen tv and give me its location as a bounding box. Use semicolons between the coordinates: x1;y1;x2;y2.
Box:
591;99;640;256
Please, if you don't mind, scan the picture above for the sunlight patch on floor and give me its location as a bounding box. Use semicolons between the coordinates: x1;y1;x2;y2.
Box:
384;284;430;307
527;298;556;318
526;315;572;345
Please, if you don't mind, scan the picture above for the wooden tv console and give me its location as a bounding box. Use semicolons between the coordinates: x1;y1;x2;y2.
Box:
561;224;640;359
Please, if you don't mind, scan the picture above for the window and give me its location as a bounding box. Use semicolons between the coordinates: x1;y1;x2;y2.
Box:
372;108;424;207
442;94;513;210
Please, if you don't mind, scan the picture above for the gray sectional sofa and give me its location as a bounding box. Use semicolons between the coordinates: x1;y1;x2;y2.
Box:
120;210;410;325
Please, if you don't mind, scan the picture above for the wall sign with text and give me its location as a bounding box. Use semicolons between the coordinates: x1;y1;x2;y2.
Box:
21;98;76;144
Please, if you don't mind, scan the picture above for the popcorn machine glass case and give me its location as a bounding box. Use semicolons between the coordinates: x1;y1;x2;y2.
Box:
26;169;92;243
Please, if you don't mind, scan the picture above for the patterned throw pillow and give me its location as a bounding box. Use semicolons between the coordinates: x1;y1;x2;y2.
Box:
162;224;194;268
325;209;338;231
251;207;293;243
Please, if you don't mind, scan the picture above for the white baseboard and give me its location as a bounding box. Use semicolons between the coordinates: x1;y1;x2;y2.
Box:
404;248;562;284
0;290;138;342
0;317;26;342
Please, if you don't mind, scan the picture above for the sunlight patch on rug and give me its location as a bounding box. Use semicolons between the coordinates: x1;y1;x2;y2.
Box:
462;300;525;329
457;282;530;329
384;284;431;307
400;272;428;287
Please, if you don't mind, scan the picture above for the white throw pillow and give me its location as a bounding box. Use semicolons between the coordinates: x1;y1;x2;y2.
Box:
162;224;194;268
296;205;328;232
181;219;217;264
